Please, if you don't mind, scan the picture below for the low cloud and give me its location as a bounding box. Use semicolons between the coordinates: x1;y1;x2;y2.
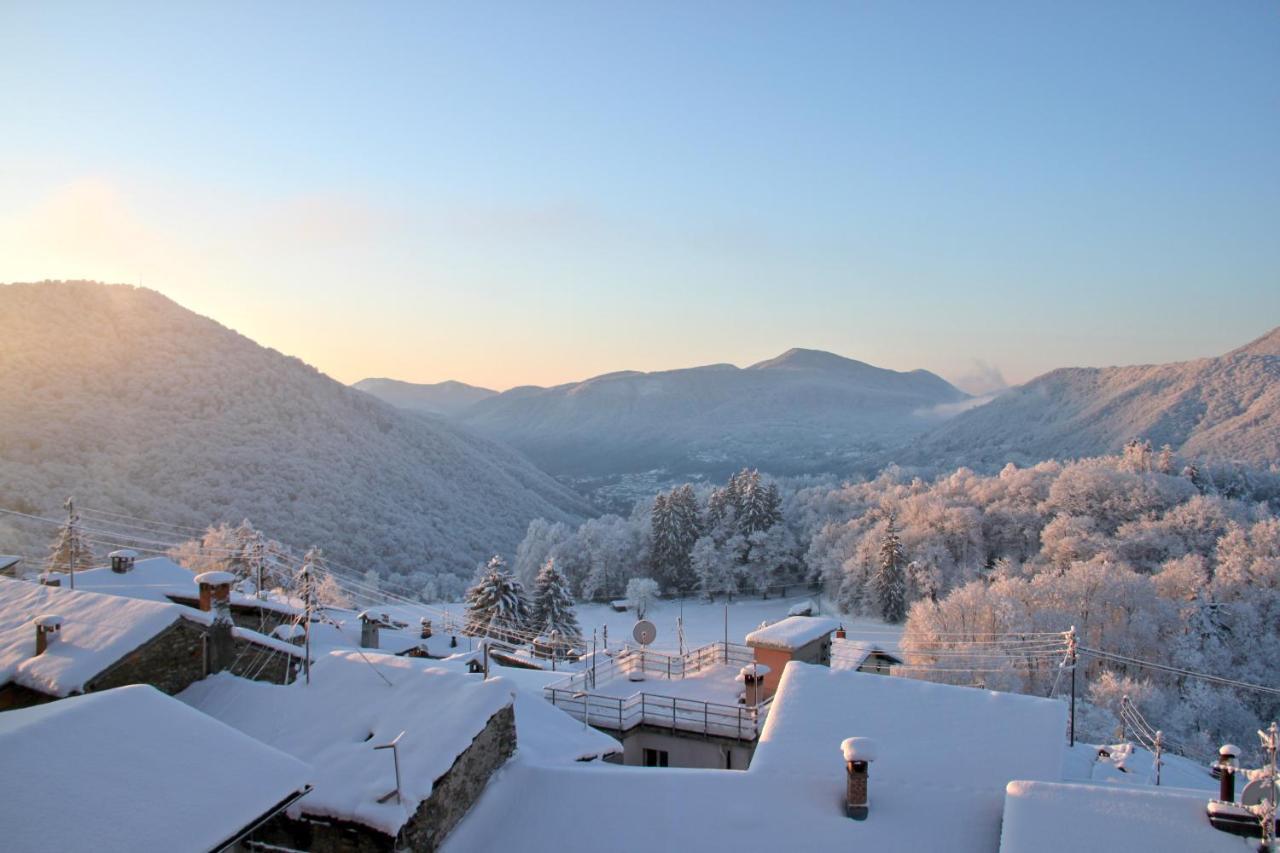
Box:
946;359;1010;397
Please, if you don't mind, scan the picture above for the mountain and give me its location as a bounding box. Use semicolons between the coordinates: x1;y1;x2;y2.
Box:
0;282;589;579
445;348;968;480
907;327;1280;470
352;377;496;417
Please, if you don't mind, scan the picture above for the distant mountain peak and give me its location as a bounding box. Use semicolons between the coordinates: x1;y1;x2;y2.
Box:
1230;325;1280;358
748;348;872;372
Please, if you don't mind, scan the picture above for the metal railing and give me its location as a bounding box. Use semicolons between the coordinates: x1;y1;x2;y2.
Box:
547;685;770;740
548;641;756;694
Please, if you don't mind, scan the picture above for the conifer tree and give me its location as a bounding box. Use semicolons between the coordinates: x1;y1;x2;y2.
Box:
530;557;581;646
464;555;530;643
874;514;907;623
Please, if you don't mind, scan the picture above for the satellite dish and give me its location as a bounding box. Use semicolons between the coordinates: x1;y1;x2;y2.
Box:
1241;778;1277;808
633;620;657;647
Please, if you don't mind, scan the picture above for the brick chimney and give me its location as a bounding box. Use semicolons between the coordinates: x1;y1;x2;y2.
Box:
34;614;63;655
1216;744;1240;803
738;663;771;707
835;625;847;639
195;571;236;673
841;737;878;820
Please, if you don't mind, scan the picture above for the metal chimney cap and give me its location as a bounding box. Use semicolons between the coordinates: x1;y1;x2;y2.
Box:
1219;744;1241;758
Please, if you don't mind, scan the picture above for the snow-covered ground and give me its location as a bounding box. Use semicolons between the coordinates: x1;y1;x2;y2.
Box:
423;594;900;658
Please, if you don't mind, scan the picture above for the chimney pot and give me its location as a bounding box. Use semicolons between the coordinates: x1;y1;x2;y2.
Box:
109;549;138;574
359;611;380;649
193;571;235;612
1216;744;1240;803
835;626;847;639
34;614;63;656
842;737;878;820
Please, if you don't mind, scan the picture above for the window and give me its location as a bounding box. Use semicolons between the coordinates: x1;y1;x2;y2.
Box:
643;748;669;768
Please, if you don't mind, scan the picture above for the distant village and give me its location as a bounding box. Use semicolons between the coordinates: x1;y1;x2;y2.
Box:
1;525;1276;853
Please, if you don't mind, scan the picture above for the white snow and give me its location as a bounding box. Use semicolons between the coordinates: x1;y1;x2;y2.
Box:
830;637;902;670
107;548;138;559
33;613;62;629
745;615;841;651
999;780;1241;853
179;650;515;836
0;684;310;853
445;662;1068;853
193;570;236;586
0;576;185;697
841;736;878;762
74;556;299;617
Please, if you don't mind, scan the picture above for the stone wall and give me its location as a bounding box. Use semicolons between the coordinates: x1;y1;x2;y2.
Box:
400;703;516;851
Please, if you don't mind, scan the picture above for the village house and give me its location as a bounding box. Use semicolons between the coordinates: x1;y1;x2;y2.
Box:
0;684;312;852
0;574;302;710
830;636;904;674
180;649;621;852
743;614;840;698
444;660;1069;853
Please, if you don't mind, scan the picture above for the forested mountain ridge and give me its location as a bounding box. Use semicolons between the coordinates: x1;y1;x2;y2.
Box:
907;327;1280;470
384;347;970;479
351;377;497;417
0;281;589;580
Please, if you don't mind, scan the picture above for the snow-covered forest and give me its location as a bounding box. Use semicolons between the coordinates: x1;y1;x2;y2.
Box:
0;282;589;578
510;445;1280;758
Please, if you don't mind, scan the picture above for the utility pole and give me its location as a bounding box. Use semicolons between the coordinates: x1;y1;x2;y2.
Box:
1067;626;1078;747
1260;722;1278;853
723;601;729;664
65;497;77;590
300;554;317;686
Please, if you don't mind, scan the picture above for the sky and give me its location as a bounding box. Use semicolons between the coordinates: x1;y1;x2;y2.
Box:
1;2;1278;393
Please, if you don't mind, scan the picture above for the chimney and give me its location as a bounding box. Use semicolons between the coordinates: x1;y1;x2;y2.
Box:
109;549;138;574
420;618;433;640
359;611;380;649
841;737;878;820
195;571;236;673
1216;744;1240;803
835;625;847;639
34;614;63;656
738;663;771;707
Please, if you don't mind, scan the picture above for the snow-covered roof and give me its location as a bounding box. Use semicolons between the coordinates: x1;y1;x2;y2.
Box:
744;615;840;651
179;650;516;836
0;555;22;572
0;576;185;697
0;685;310;853
999;780;1239;853
444;662;1068;853
830;637;903;670
74;556;299;616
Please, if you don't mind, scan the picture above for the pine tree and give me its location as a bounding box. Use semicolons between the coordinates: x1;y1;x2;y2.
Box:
464;555;530;643
530;557;581;648
874;514;907;623
45;503;95;576
650;487;701;592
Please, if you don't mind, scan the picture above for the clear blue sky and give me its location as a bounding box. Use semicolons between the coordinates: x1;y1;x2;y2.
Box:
1;1;1277;391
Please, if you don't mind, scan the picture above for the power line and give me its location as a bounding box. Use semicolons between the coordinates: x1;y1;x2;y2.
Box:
1080;646;1280;697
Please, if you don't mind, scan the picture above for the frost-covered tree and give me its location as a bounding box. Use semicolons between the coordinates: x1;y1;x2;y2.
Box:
530;558;581;645
650;486;701;591
874;514;907;623
464;555;531;643
691;535;737;599
625;577;660;620
45;504;95;575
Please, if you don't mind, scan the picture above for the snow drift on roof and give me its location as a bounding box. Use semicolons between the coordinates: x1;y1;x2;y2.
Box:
0;685;310;853
745;615;840;650
75;556;300;616
179;650;514;835
999;780;1239;853
0;576;184;697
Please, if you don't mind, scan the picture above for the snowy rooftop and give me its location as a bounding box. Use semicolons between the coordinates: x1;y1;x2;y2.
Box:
445;662;1068;853
744;615;840;651
74;556;299;616
829;636;903;670
0;685;310;853
180;650;516;836
0;575;185;697
999;780;1239;853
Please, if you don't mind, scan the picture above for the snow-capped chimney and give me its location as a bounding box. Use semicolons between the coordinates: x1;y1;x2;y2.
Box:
359;611;380;649
194;571;235;613
34;614;63;656
835;626;847;639
842;737;878;820
738;663;771;707
1216;744;1240;803
109;549;138;574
